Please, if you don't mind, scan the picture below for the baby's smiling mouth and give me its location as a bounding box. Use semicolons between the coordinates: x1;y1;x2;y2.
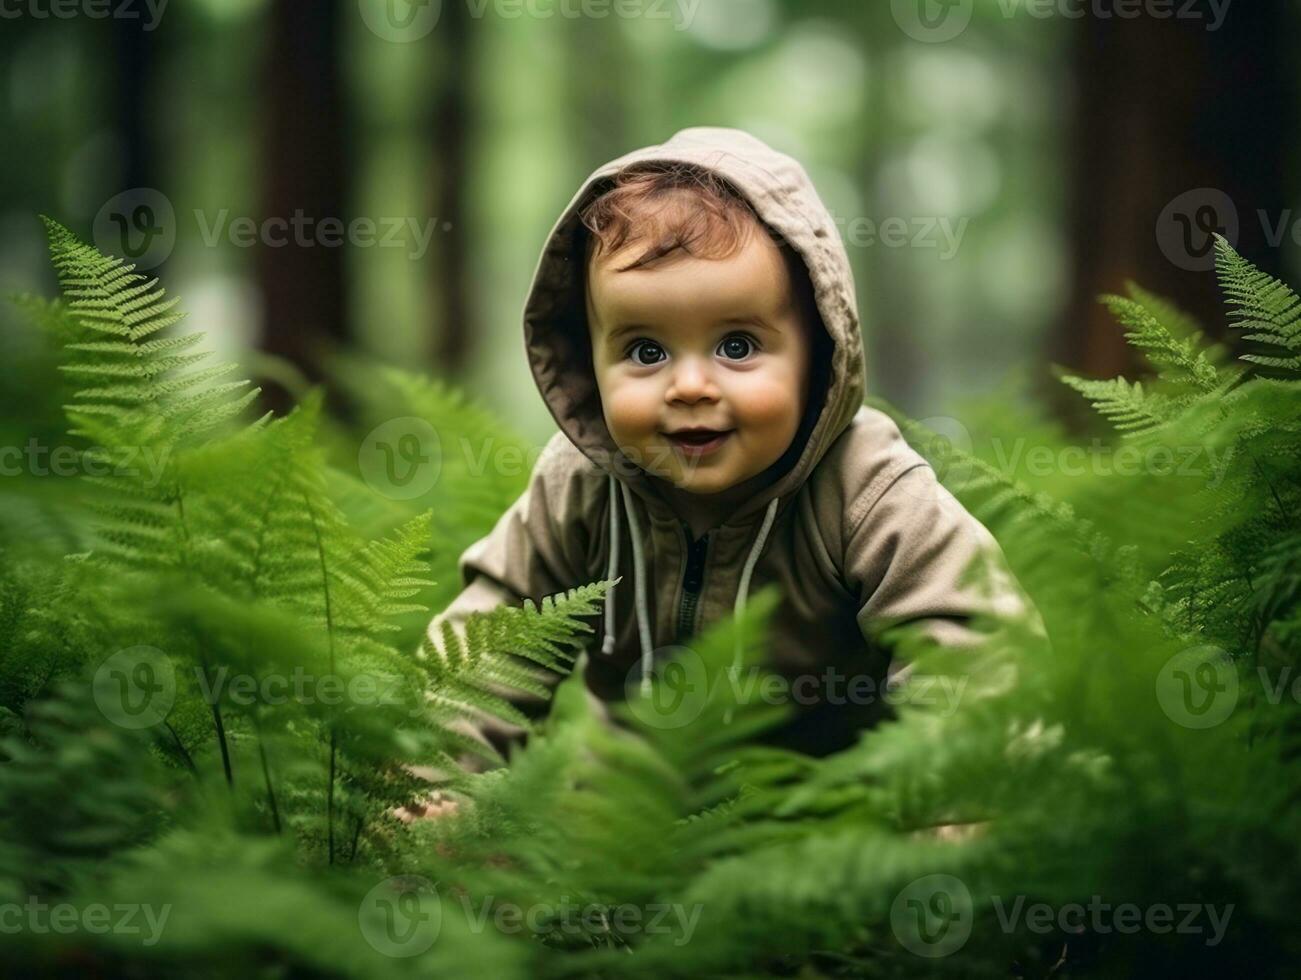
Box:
663;427;734;456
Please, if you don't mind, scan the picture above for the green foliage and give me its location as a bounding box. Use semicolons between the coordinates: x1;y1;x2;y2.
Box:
330;362;536;608
1217;234;1301;373
45;216;259;451
0;225;607;976
422;582;607;767
3;224;1301;977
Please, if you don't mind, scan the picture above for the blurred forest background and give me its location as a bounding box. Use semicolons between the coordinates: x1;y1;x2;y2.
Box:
1;0;1296;439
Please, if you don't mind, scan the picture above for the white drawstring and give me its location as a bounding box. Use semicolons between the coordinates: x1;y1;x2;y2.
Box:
723;496;780;725
601;474;621;655
619;482;655;696
600;475;780;710
731;496;779;676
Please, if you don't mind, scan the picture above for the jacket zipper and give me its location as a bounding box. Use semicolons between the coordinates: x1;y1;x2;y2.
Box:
676;522;709;643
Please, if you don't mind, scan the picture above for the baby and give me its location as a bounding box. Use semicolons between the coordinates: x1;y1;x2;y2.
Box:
425;127;1026;770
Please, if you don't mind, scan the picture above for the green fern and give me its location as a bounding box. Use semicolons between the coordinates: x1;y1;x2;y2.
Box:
1217;233;1301;373
1053;242;1301;659
43;217;264;576
421;581;608;768
44;217;260;450
1100;286;1223;391
1058;375;1174;438
28;224;616;867
333;363;535;607
8;219;1301;978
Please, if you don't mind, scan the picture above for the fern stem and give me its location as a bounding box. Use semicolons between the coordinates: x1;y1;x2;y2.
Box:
327;741;337;863
204;669;234;787
348;814;364;862
253;713;282;835
304;493;339;864
163;721;198;777
1249;453;1292;524
176;478;235;788
241;465;295;836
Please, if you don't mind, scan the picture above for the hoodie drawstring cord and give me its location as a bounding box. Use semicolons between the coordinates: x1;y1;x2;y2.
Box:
601;473;622;655
601;475;779;704
721;496;779;726
731;496;779;676
618;481;656;696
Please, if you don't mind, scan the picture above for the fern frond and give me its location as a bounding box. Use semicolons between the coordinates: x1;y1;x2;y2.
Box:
423;583;606;692
333;364;534;605
42;217;260;451
1059;375;1173;437
1216;233;1301;373
1101;288;1221;391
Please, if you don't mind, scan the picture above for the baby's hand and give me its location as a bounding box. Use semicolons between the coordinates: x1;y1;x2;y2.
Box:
390;793;516;869
391;789;460;824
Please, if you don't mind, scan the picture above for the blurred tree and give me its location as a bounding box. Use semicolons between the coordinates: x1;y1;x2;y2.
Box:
1059;0;1295;381
112;15;156;197
571;17;629;165
259;0;351;396
429;0;473;374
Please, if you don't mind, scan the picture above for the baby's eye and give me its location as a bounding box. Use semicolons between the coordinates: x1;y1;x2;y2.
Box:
628;340;667;365
718;334;755;361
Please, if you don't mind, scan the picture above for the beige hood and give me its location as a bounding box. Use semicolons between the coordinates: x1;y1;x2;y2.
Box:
521;126;865;521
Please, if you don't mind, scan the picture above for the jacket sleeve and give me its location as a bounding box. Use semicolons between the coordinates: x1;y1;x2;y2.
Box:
421;433;598;771
844;461;1030;654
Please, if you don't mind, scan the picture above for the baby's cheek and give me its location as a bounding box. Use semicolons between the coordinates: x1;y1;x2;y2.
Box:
603;382;661;445
734;373;802;439
604;384;678;479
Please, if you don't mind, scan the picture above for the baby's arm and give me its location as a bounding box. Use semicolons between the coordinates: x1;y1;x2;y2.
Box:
845;462;1030;654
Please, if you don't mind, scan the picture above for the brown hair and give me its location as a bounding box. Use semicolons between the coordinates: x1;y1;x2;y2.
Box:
579;161;765;271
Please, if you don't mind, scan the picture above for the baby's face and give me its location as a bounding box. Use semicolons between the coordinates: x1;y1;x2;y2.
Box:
587;222;811;495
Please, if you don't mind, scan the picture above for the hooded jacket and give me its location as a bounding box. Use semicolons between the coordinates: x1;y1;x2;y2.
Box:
428;127;1025;761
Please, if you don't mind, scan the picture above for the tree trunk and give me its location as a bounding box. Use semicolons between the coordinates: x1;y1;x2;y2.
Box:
113;17;156;199
258;0;350;395
1057;3;1293;386
429;0;472;373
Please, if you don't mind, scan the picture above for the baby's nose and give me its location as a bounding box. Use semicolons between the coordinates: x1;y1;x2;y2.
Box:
666;357;718;402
